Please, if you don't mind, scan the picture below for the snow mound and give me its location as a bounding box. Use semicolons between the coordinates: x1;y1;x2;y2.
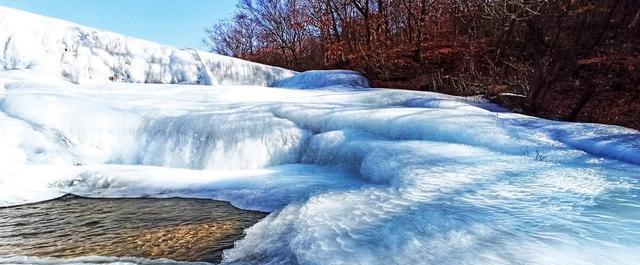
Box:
272;70;370;89
0;6;294;86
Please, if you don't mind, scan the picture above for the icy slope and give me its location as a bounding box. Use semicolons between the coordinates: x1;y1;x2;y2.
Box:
0;6;294;86
1;70;640;264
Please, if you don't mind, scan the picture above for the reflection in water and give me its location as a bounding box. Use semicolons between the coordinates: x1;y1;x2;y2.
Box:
0;195;267;263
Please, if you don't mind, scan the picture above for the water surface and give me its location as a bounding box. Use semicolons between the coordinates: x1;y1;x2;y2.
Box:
0;194;267;263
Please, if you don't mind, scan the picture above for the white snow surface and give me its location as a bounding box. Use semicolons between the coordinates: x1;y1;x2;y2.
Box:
0;6;294;86
272;70;370;89
2;6;640;265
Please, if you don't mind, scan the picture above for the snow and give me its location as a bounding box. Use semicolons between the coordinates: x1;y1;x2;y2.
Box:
0;6;294;86
272;70;370;90
2;76;640;265
1;6;640;265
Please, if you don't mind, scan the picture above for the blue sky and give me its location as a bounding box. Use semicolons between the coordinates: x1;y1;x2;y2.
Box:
0;0;237;49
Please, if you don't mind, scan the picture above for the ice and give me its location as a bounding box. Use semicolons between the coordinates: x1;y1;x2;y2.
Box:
46;164;364;212
2;78;639;265
272;70;370;90
0;6;295;86
224;142;640;265
1;6;640;265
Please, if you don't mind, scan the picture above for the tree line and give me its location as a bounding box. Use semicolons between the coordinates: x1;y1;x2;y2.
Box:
204;0;639;127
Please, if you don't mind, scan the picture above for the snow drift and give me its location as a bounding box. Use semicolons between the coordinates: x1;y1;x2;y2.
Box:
2;6;640;265
273;70;370;89
0;6;294;86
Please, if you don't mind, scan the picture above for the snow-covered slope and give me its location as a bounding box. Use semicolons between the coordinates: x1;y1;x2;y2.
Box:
0;6;294;86
2;6;640;265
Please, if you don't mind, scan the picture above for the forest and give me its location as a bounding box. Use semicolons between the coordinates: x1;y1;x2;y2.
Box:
204;0;640;129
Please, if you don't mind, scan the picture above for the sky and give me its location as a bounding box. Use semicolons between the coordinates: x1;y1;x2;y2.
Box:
0;0;237;49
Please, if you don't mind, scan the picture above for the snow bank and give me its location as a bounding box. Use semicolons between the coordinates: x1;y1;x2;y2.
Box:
2;78;640;265
272;70;370;89
0;6;294;86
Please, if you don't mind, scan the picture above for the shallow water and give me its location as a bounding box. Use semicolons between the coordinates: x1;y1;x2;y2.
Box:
0;195;267;263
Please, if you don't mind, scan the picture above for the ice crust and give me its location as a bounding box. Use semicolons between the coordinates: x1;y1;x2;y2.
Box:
272;70;370;90
1;6;640;265
0;6;294;86
2;75;640;265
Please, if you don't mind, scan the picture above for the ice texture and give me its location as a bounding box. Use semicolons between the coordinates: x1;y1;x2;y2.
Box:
272;70;370;90
1;6;640;265
0;6;294;86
